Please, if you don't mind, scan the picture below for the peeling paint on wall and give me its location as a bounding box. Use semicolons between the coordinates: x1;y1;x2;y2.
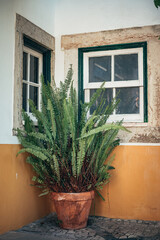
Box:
130;128;160;143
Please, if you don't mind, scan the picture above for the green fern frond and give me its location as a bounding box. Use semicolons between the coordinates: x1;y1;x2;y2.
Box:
53;155;60;183
17;148;48;161
47;99;56;139
79;123;128;140
77;138;86;177
28;132;50;143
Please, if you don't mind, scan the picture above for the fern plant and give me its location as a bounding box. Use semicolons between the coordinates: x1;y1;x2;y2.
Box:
15;66;128;197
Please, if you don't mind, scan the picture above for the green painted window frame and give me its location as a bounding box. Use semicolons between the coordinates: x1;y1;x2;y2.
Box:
24;35;51;83
78;42;148;122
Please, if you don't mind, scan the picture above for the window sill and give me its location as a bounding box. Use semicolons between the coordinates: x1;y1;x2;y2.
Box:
123;122;148;128
22;120;38;126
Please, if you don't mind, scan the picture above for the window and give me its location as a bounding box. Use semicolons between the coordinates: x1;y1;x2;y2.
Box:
22;47;42;118
22;36;52;123
79;42;147;123
22;36;52;122
13;14;54;131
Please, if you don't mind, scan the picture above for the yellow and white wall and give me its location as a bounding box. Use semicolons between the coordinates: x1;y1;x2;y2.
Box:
0;0;160;235
0;0;55;234
54;0;160;221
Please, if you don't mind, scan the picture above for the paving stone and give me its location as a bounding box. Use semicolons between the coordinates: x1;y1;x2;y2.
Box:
130;219;137;223
48;229;56;233
67;230;75;234
62;234;75;239
87;228;96;236
123;221;130;225
93;236;105;240
127;234;137;238
119;236;128;239
117;219;122;222
78;231;89;237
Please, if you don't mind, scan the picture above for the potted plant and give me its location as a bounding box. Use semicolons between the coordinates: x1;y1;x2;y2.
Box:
15;66;128;229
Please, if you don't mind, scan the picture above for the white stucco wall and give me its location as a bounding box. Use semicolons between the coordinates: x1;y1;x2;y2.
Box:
0;0;55;144
54;0;160;36
54;0;160;86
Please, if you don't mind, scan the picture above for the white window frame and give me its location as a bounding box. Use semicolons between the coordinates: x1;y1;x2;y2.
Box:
22;46;42;121
83;47;144;122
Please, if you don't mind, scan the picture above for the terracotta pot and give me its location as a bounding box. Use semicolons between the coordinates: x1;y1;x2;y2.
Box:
51;191;94;229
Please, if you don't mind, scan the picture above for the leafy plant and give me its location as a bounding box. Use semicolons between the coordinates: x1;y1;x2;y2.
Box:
154;0;160;8
15;66;128;197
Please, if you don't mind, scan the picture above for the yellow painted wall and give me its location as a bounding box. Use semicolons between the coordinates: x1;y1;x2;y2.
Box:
0;145;160;234
0;144;52;234
92;145;160;221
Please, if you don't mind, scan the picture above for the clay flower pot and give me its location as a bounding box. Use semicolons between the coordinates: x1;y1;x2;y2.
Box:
51;191;94;229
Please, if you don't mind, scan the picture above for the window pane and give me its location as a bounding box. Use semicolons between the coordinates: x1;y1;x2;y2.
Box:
30;55;39;83
89;56;111;82
116;87;139;114
90;88;113;114
23;52;28;80
29;86;39;112
22;83;27;111
114;54;138;81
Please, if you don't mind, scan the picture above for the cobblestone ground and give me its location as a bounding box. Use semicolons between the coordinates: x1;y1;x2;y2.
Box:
1;213;160;240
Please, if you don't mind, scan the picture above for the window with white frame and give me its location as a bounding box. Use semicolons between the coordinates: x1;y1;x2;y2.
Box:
22;47;42;119
82;44;147;123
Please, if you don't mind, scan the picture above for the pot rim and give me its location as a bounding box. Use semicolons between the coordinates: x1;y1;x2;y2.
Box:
51;190;95;201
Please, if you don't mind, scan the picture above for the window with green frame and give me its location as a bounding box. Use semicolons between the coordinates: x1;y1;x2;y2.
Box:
78;42;147;122
24;36;51;84
22;36;51;119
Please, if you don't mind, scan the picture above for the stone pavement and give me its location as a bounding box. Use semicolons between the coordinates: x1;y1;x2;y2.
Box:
0;213;160;240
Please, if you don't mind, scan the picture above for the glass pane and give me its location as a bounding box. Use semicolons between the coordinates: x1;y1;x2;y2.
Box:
22;83;27;111
114;54;138;81
116;87;139;114
30;55;39;83
90;88;113;114
29;86;39;112
89;56;111;82
23;52;28;80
